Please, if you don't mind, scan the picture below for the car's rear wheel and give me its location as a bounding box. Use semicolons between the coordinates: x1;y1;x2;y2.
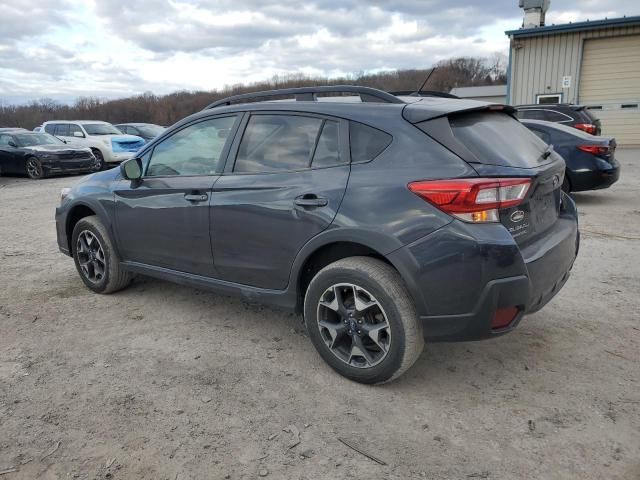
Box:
71;215;132;294
303;257;423;384
26;157;45;179
91;149;104;171
562;171;572;193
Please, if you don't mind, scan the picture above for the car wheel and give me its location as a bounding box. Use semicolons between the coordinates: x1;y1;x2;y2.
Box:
26;157;45;179
303;256;423;384
71;215;133;294
91;149;104;171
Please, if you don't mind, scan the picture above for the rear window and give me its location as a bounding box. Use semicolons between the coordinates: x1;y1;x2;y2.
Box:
448;112;549;168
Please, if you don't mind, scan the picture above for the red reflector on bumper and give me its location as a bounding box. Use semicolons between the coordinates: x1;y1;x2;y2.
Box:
491;307;520;329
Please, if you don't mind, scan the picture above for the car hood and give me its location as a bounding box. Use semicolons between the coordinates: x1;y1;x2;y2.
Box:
24;144;92;153
100;134;145;142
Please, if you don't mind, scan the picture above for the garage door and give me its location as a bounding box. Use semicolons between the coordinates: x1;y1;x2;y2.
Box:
579;35;640;146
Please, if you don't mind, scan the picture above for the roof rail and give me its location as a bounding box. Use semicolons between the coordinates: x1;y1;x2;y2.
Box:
204;85;405;110
389;90;460;99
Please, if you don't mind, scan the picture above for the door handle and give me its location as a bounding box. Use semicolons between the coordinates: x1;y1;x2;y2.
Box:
184;193;208;202
294;194;328;207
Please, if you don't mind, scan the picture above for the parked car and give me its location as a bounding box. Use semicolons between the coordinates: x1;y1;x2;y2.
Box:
55;86;579;384
514;104;601;135
521;119;620;193
42;120;145;169
0;131;97;179
114;123;165;142
0;127;28;132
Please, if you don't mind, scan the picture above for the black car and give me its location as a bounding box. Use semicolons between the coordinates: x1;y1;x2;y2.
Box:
515;104;602;136
522;119;620;193
0;131;98;179
55;86;579;384
114;123;165;142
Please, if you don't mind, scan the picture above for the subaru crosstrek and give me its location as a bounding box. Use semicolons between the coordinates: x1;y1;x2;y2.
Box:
55;86;579;384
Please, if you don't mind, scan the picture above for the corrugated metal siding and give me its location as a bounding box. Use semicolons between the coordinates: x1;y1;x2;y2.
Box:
509;25;640;105
508;24;640;145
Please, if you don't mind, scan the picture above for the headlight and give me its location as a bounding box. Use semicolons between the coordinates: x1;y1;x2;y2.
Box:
60;187;72;204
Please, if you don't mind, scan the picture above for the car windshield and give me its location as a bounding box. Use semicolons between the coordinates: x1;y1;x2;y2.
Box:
15;133;64;146
137;125;164;137
83;123;122;135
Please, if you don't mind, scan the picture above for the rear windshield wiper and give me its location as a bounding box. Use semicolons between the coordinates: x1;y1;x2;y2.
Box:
541;144;554;160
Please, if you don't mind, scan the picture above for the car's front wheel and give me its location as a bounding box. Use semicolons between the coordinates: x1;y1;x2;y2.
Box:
71;215;132;294
26;157;45;179
304;257;424;384
91;149;104;171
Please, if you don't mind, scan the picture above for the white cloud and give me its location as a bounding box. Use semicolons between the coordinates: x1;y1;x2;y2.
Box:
0;0;637;103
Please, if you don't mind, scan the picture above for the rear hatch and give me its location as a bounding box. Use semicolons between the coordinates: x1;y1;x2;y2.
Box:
407;103;565;245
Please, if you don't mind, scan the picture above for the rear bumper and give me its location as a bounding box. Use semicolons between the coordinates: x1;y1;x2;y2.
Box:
388;193;579;342
569;161;620;192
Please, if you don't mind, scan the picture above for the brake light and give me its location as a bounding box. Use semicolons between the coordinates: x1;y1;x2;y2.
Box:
408;178;531;223
574;123;597;135
577;145;609;156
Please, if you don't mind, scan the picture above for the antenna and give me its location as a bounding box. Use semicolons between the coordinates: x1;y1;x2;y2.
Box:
413;67;437;96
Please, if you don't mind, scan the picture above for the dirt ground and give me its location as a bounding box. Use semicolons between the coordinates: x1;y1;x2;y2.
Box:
1;150;639;480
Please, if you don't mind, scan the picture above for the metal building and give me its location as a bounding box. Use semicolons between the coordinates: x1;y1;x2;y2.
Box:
506;15;640;146
449;85;507;103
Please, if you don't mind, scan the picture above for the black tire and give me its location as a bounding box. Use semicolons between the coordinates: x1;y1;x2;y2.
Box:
562;172;571;193
303;257;423;384
71;215;132;294
26;156;45;179
91;149;105;171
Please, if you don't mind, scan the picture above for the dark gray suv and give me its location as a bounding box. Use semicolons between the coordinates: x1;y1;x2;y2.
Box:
55;86;579;384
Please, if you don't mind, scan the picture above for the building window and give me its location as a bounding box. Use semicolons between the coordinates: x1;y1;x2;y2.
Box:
536;94;562;104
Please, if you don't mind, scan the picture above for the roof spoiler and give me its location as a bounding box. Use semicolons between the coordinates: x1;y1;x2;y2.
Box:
403;100;516;124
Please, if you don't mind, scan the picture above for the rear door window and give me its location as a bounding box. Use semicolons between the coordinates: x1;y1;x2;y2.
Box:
349;122;392;162
448;112;550;168
234;114;323;173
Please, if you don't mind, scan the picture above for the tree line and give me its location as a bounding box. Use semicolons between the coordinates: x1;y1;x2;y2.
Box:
0;55;506;130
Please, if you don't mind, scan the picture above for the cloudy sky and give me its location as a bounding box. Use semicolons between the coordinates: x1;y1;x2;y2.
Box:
0;0;637;104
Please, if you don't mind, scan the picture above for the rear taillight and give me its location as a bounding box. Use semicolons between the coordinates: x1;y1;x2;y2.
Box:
491;307;520;329
574;123;597;135
577;144;609;156
408;178;531;223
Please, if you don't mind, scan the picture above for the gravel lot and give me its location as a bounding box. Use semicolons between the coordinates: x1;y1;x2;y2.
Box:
1;150;639;480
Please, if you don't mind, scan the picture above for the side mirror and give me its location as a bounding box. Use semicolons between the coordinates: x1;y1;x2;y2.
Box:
120;157;143;181
8;141;17;148
73;131;84;138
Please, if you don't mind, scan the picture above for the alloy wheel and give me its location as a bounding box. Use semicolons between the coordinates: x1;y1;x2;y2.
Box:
316;283;391;368
76;230;106;283
26;158;43;179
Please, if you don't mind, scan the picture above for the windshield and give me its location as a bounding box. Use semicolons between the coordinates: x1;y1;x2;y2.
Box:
137;124;164;137
83;123;122;135
15;133;64;146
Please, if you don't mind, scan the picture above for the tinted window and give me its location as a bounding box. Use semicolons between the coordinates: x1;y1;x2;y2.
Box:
312;120;342;168
54;124;70;136
448;112;549;168
146;116;237;177
529;128;551;144
44;124;56;134
234;115;322;173
544;110;571;122
69;124;83;136
516;109;546;121
83;123;121;135
350;122;391;162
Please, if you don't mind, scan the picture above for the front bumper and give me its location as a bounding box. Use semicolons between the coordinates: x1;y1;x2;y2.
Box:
388;193;579;342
